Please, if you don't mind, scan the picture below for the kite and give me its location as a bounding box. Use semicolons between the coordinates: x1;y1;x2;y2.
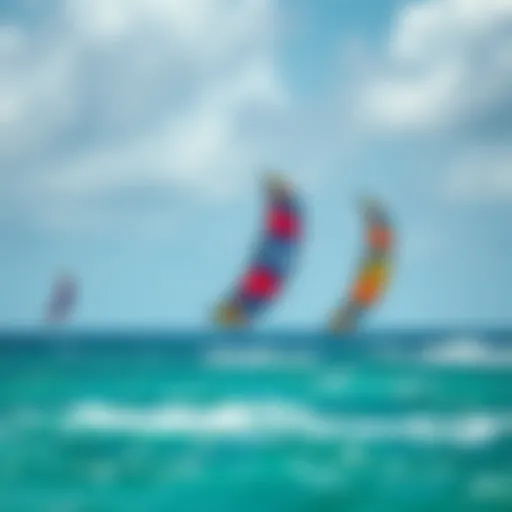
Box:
330;198;394;332
213;173;303;327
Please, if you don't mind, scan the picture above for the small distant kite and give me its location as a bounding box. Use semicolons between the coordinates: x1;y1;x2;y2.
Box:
329;198;394;333
45;273;78;324
213;173;303;327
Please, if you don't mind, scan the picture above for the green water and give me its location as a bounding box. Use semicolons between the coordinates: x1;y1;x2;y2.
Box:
0;333;511;511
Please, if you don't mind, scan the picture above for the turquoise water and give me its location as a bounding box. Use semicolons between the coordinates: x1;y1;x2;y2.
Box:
0;330;511;511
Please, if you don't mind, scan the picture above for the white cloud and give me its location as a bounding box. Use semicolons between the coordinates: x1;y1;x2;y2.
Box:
343;0;512;207
0;27;78;165
356;0;512;137
33;57;286;197
442;147;512;202
0;0;288;233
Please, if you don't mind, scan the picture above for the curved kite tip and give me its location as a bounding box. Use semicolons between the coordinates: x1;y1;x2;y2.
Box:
330;306;357;334
358;196;390;224
60;272;76;286
213;303;246;327
358;195;380;212
264;171;293;198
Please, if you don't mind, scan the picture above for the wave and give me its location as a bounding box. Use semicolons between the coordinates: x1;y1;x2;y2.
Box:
62;400;512;447
420;337;512;367
203;335;512;369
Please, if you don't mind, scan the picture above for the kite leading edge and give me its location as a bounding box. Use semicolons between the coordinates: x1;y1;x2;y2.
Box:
330;197;394;333
45;272;78;325
213;173;303;327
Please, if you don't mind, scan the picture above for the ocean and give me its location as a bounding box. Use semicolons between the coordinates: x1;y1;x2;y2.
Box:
0;329;511;511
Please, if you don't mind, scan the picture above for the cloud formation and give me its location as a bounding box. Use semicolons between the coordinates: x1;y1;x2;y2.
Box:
442;146;512;202
356;0;512;139
345;0;512;205
3;0;511;233
0;0;288;232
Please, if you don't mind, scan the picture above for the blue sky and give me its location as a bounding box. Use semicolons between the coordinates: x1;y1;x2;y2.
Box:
1;0;511;328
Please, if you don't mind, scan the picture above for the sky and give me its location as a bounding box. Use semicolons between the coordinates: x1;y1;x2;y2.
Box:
0;0;511;329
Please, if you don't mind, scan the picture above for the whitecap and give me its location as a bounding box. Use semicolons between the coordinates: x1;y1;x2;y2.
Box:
62;400;512;448
420;337;512;367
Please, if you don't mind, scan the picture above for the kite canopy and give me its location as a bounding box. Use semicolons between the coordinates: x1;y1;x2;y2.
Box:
213;173;303;327
45;273;78;324
330;198;394;333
